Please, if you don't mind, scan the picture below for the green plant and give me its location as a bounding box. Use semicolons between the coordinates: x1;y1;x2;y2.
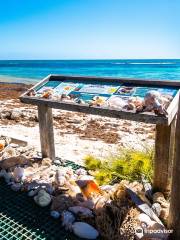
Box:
84;147;154;185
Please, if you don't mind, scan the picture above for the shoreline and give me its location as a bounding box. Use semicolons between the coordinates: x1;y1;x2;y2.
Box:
0;75;39;84
0;82;32;99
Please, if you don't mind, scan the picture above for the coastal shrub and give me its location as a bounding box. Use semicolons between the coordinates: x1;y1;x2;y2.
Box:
84;147;154;185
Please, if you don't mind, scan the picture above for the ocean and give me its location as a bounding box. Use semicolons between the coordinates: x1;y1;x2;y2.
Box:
0;59;180;84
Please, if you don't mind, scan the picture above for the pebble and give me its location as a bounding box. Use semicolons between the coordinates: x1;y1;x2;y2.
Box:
50;211;60;219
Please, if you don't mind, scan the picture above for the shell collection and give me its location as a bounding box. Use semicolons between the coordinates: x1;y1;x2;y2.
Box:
0;136;171;239
27;80;177;117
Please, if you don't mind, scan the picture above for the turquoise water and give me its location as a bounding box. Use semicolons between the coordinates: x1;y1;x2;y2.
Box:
0;59;180;83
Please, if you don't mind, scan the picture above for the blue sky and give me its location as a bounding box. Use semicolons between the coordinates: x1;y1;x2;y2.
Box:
0;0;179;59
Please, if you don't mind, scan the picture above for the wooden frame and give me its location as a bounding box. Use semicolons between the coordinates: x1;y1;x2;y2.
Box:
20;74;180;195
20;74;180;125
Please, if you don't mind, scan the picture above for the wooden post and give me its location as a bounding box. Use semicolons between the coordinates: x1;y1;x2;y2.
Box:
168;95;180;239
153;121;175;194
38;104;55;161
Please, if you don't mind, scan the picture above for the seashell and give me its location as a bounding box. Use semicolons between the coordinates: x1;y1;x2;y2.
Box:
34;189;51;207
11;182;22;192
151;202;161;217
50;211;60;219
153;192;169;208
0;141;5;152
72;222;99;239
68;206;93;217
1;147;16;159
94;196;111;210
42;89;53;99
107;96;126;109
100;185;113;191
75;168;87;176
61;211;75;231
138;213;152;227
76;180;102;198
78;175;94;181
41;158;52;167
13;167;24;182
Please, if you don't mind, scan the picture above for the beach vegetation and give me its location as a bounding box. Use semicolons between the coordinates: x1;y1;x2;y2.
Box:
84;147;154;185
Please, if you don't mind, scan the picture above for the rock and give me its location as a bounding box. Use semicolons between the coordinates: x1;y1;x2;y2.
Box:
0;155;30;169
13;167;24;182
68;206;93;218
11;182;22;192
34;190;51;207
61;211;75;230
0;111;11;119
28;189;39;197
10;110;23;121
50;211;60;219
0;169;12;183
72;222;99;239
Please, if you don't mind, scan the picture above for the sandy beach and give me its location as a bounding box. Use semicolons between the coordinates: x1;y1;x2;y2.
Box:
0;81;155;164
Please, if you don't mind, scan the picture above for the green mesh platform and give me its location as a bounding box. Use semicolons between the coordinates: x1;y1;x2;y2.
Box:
0;160;84;240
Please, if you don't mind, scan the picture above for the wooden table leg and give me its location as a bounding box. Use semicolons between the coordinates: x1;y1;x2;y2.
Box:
168;99;180;239
38;104;55;161
153;120;175;195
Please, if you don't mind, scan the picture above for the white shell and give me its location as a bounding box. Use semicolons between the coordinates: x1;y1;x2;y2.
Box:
72;222;99;239
108;96;126;109
75;168;87;176
138;213;152;226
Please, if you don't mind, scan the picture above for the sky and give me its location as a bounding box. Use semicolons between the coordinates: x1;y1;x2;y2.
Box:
0;0;179;60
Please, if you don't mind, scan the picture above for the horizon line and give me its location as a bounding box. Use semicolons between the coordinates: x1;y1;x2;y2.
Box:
0;58;180;61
